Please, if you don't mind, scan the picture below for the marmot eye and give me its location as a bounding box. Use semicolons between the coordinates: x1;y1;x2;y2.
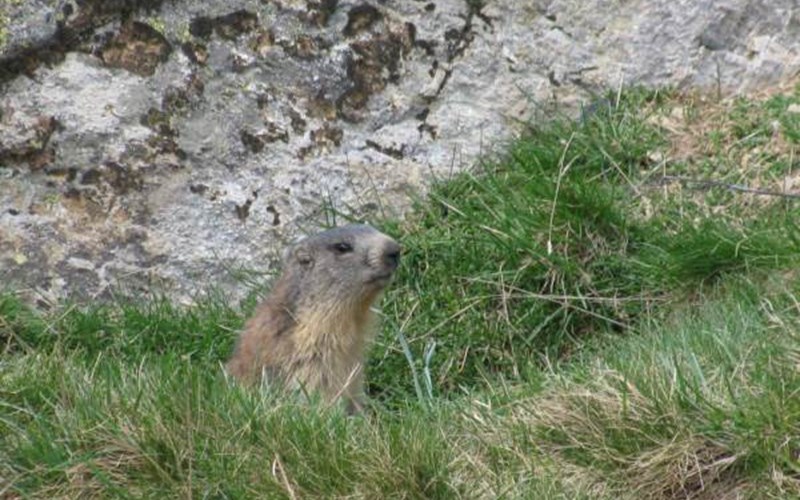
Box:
333;242;353;254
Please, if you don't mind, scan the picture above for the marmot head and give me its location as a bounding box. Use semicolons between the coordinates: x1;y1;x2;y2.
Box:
286;224;401;306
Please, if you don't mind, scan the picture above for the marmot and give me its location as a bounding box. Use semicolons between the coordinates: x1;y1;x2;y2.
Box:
226;224;401;413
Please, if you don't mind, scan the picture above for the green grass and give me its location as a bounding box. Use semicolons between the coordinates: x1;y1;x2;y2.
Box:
3;85;800;498
1;351;461;498
2;293;244;363
371;88;800;399
523;279;800;498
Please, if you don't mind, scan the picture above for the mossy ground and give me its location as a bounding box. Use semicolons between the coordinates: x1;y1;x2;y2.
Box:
3;84;800;498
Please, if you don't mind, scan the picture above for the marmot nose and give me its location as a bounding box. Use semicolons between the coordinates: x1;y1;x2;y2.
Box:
383;241;401;270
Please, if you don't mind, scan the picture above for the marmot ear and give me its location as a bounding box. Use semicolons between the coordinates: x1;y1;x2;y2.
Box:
293;245;313;266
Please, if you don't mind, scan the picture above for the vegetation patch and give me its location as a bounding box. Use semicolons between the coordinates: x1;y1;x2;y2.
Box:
373;87;800;398
2;83;800;498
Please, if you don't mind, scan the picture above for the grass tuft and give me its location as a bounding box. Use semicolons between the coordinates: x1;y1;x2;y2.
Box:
373;88;800;398
517;280;800;498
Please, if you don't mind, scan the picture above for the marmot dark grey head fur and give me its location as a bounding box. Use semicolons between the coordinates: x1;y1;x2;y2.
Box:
226;224;401;413
286;224;401;310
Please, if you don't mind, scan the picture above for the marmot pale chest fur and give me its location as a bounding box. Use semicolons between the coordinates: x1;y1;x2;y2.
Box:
226;224;401;412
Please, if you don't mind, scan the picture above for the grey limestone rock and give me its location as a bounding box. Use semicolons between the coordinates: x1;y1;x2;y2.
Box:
1;0;799;303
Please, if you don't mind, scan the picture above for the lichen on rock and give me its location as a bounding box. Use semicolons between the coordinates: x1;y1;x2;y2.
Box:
101;21;172;76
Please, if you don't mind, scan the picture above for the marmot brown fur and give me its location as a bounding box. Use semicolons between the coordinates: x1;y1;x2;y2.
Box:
226;224;401;413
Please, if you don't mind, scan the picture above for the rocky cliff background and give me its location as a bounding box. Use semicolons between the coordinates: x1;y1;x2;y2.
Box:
1;0;799;304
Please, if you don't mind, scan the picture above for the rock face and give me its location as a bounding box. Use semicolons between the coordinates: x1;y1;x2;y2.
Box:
1;0;799;303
